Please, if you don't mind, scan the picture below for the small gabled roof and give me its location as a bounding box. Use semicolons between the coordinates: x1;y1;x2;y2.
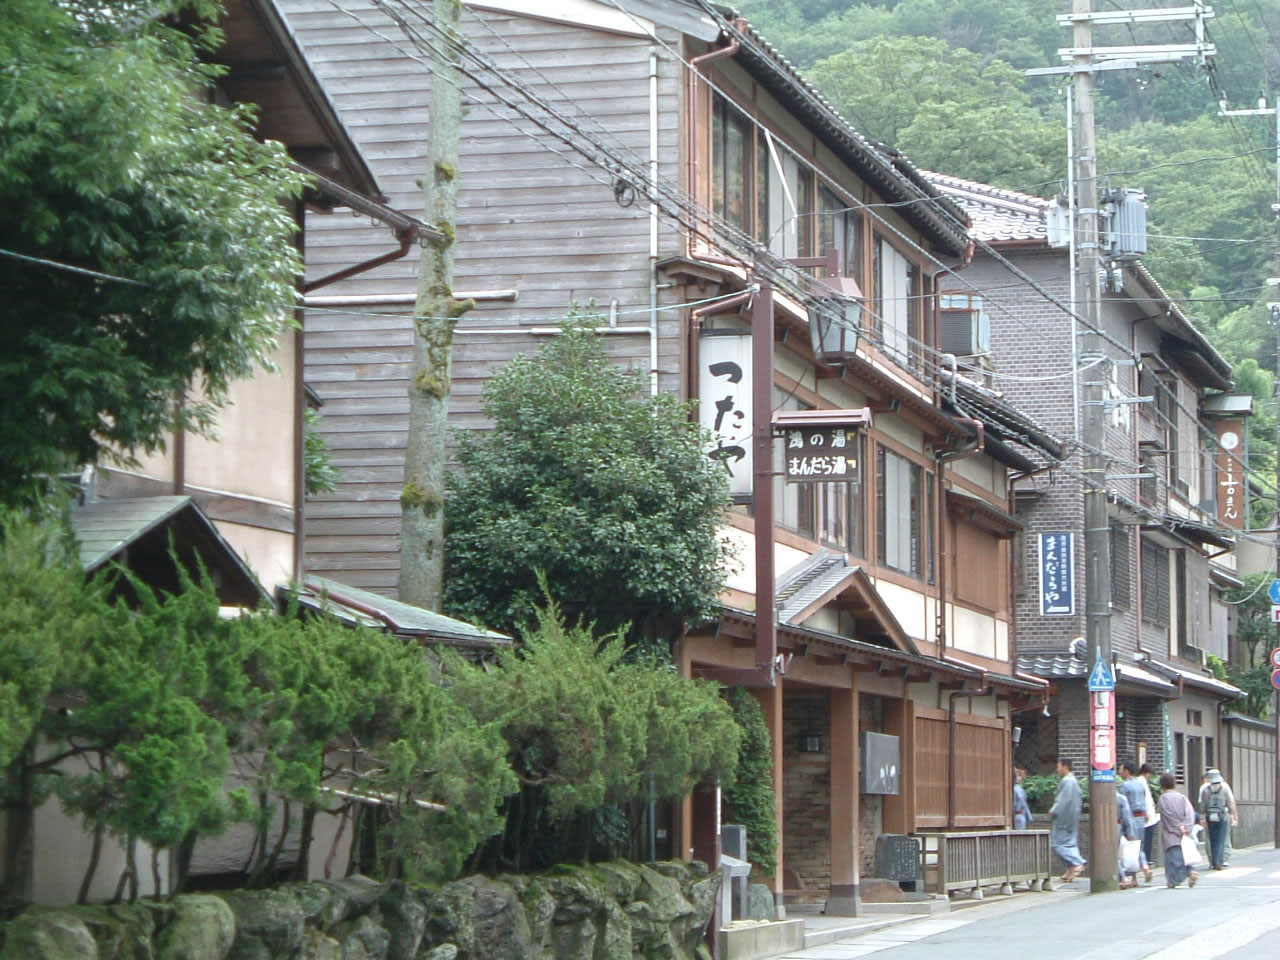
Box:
70;496;265;605
774;553;919;657
289;576;511;650
923;172;1048;244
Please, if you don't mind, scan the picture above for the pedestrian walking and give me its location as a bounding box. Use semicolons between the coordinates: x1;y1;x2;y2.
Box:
1116;788;1141;887
1158;772;1200;889
1197;768;1238;870
1013;765;1032;831
1118;761;1153;882
1140;762;1161;867
1050;758;1086;882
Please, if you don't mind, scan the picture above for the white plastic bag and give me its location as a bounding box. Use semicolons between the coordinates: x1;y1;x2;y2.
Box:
1179;833;1199;867
1120;838;1141;874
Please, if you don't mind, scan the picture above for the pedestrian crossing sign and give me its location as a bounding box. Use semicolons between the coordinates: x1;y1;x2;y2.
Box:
1087;655;1115;692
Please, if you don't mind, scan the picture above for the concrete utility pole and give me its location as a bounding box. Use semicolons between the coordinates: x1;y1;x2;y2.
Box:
1029;0;1218;891
1219;90;1280;850
1069;0;1118;894
400;0;473;608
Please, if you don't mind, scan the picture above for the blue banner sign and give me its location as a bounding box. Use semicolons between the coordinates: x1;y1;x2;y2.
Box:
1038;532;1074;617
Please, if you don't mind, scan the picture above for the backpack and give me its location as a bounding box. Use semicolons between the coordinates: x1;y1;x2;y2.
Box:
1205;784;1226;822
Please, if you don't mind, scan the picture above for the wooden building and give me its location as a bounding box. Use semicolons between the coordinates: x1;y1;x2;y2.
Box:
280;0;1060;912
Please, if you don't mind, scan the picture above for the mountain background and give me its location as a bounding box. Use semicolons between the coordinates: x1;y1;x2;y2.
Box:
742;0;1280;484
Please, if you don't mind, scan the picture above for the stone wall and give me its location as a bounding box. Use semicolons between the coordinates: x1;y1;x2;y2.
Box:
0;861;719;960
781;690;830;901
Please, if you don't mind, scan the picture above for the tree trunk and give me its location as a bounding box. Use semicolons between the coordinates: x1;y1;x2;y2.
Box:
295;803;317;881
172;829;198;897
399;0;473;607
77;821;105;905
1;754;36;909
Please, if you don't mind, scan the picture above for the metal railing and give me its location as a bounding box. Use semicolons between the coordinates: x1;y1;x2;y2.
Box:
919;830;1054;898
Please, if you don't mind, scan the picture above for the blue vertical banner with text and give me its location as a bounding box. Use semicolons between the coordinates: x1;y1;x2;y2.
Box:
1038;532;1075;616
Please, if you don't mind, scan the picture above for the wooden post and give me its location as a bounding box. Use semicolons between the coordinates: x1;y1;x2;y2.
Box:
828;682;860;915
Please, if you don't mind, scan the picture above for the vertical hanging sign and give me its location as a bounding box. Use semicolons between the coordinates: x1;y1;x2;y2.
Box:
1214;418;1245;529
1038;532;1075;616
1088;655;1117;783
699;331;753;498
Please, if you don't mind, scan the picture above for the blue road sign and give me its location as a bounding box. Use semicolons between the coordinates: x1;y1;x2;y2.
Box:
1087;655;1116;692
1268;579;1280;605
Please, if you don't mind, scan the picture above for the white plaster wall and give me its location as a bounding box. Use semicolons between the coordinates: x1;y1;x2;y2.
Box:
214;521;295;594
721;524;808;604
947;605;1008;661
183;339;297;506
872;578;928;642
32;749;168;905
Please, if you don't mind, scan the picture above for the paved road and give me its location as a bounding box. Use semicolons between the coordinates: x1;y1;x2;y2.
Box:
781;845;1280;960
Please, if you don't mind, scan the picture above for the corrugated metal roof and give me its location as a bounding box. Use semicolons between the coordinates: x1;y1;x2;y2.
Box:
777;549;851;623
298;577;510;647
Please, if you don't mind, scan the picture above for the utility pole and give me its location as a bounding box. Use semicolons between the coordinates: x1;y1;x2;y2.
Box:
1218;91;1280;849
1030;0;1216;892
1069;0;1117;894
400;0;473;608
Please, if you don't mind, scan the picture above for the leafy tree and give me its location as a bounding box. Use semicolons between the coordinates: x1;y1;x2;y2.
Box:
450;602;738;871
0;510;102;903
1223;573;1278;718
721;688;777;876
0;0;307;503
807;37;1063;189
444;318;733;645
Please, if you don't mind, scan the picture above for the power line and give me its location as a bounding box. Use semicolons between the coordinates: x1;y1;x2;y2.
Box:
0;246;149;287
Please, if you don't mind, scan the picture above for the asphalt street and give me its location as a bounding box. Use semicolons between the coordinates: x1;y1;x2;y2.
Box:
780;844;1280;960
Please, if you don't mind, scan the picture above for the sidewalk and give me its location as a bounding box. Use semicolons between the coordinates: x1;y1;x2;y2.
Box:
777;842;1272;960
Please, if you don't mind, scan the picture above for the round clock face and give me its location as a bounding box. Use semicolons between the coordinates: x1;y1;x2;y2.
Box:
1220;430;1240;451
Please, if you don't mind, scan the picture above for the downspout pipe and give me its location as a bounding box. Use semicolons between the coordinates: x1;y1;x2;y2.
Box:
649;47;660;397
303;225;420;293
948;682;991;828
686;20;745;255
687;286;756;402
932;418;985;652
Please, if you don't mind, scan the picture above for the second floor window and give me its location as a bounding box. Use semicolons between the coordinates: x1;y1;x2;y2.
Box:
1140;538;1169;628
876;446;925;578
873;236;921;371
711;95;754;235
1110;522;1131;610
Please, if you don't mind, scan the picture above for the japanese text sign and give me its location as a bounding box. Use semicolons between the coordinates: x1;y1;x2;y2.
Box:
1215;419;1245;530
784;426;858;483
1038;532;1075;617
698;332;753;497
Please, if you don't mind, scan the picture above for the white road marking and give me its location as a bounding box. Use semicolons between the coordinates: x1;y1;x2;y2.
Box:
1141;900;1280;960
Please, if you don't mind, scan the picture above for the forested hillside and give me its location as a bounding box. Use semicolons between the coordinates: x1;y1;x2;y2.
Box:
746;0;1280;481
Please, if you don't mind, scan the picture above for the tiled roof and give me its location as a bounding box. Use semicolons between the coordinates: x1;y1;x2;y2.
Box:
924;171;1048;243
944;373;1065;461
719;17;970;255
1018;652;1088;680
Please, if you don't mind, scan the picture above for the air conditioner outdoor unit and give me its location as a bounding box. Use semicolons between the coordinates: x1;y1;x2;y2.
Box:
940;295;990;357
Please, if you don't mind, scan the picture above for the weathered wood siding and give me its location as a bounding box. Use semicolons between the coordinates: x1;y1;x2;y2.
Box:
280;1;688;593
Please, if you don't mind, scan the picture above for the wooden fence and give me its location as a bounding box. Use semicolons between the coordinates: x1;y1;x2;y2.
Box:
919;830;1054;897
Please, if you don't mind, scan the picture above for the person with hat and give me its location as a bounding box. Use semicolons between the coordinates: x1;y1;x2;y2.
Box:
1197;769;1238;871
